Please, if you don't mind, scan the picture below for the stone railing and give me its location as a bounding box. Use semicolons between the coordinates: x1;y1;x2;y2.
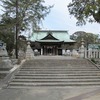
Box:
84;49;100;59
63;48;100;59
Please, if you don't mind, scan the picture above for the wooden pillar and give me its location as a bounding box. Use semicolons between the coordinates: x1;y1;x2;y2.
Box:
56;47;58;55
43;46;46;55
53;46;55;55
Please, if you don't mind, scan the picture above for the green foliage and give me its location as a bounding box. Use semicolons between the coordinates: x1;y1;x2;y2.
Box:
18;37;27;52
0;0;52;55
1;0;52;31
68;0;100;25
71;32;98;49
78;33;98;47
0;16;15;55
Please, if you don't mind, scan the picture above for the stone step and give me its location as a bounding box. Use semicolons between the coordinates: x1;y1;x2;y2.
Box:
22;64;96;67
21;67;97;69
18;70;100;74
23;58;88;63
12;78;100;82
23;62;93;64
22;65;96;68
14;75;100;79
8;82;100;87
22;66;96;69
16;72;100;76
8;85;100;89
19;69;99;71
7;59;100;88
23;64;93;67
0;71;9;74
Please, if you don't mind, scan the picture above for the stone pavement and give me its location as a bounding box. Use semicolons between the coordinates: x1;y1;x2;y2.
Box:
0;87;100;100
0;56;100;100
34;55;77;60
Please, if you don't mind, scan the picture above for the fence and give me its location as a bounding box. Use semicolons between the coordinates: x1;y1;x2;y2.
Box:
64;48;100;59
84;49;100;59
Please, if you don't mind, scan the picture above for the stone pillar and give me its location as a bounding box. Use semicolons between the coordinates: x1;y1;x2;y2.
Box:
96;50;98;58
26;42;34;60
93;49;96;58
41;48;43;55
88;48;92;58
62;49;65;55
99;50;100;58
80;38;85;58
84;48;87;58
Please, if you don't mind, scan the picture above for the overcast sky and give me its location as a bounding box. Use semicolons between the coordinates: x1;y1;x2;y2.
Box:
0;0;100;35
41;0;100;35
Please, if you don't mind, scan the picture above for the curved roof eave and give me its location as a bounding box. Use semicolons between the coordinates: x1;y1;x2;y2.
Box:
30;30;75;42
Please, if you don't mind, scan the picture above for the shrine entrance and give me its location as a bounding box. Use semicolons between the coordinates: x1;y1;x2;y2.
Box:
47;46;52;55
43;45;58;55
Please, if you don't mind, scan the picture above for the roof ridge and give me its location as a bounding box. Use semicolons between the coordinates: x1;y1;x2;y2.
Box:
34;30;68;33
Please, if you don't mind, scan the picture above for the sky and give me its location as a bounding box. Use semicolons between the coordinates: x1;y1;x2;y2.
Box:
40;0;100;35
0;0;100;36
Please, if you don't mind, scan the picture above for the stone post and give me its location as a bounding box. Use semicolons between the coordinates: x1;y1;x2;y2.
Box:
84;48;87;58
0;41;13;68
26;42;34;60
0;43;9;60
88;48;92;58
96;49;98;58
62;49;66;55
80;38;85;58
41;48;43;55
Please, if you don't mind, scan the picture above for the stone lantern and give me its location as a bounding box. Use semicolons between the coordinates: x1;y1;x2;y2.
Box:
80;38;85;58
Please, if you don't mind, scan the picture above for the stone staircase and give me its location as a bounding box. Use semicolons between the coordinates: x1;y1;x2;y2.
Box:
7;58;100;88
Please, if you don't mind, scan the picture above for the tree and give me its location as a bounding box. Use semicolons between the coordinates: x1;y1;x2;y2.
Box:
68;0;100;25
0;16;15;55
0;0;52;57
70;31;86;40
1;0;52;32
71;31;98;49
18;35;27;52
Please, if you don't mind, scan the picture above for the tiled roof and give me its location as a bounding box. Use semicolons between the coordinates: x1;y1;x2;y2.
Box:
36;40;63;43
30;30;75;42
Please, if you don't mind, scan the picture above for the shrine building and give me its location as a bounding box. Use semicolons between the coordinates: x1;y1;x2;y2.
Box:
30;30;75;55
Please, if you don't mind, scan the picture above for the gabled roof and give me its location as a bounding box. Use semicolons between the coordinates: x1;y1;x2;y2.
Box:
30;30;75;43
41;33;58;40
